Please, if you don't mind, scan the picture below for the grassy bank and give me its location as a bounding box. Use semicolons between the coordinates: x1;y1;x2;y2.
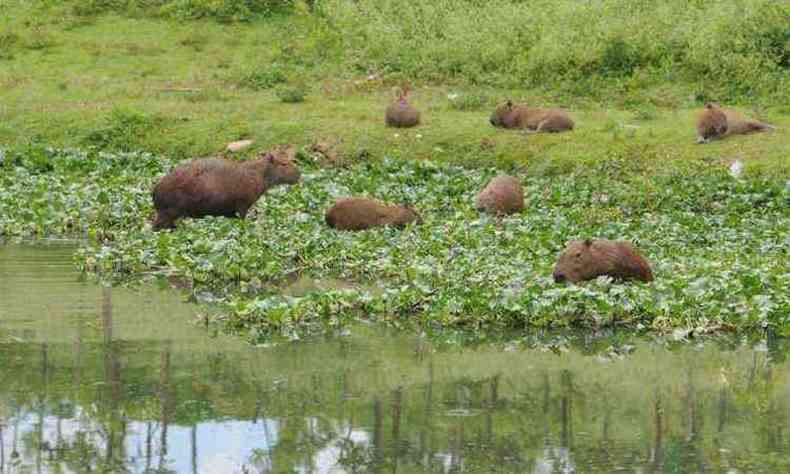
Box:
1;0;788;166
1;1;789;340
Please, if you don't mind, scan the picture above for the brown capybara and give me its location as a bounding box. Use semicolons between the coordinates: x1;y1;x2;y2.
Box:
475;175;524;215
490;100;574;132
325;197;422;231
696;103;775;143
696;103;728;143
385;86;420;128
152;149;301;230
553;239;654;284
720;107;775;136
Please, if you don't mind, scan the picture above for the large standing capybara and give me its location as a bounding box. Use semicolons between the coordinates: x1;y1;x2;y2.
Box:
696;102;775;143
552;239;654;283
152;149;301;230
325;197;422;231
475;175;525;215
385;86;420;128
490;100;574;132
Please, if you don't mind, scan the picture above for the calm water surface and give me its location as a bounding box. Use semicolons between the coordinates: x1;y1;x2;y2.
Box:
1;243;789;473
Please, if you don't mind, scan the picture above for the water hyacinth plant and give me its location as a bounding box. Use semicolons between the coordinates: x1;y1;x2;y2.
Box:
1;146;789;342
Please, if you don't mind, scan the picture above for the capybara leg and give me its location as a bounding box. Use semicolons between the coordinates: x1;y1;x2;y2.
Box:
537;119;564;133
236;204;251;220
152;210;177;231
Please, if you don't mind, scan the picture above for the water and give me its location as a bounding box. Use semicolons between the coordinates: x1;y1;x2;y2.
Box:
1;243;790;473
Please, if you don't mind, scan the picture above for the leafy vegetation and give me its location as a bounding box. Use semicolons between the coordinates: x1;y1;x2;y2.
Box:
0;0;789;340
1;147;788;340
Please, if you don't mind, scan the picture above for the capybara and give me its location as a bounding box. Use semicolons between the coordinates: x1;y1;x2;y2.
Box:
385;86;420;128
696;103;775;143
696;103;728;143
553;239;654;283
325;197;421;231
475;175;524;215
490;100;574;132
152;149;301;230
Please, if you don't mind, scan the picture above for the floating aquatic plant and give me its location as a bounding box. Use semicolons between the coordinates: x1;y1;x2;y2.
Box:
1;147;788;341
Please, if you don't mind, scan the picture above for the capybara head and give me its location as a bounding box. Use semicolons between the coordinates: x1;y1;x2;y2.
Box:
261;150;301;187
552;239;654;284
397;203;423;226
490;100;514;127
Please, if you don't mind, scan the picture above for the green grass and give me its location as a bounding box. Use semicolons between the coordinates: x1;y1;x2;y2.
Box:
0;1;788;172
1;1;789;340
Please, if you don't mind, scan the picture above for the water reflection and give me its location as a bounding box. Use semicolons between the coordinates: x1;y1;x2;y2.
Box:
1;243;790;473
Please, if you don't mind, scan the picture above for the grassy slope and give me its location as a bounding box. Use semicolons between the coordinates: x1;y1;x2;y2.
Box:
1;13;788;176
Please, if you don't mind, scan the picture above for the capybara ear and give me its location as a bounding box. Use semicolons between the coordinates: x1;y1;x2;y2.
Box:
583;238;593;247
265;153;275;163
506;100;513;108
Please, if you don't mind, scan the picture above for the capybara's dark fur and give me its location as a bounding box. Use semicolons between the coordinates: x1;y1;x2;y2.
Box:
385;86;420;128
696;103;775;143
152;149;301;230
553;239;654;284
475;175;524;215
490;101;574;132
325;197;422;231
696;103;728;143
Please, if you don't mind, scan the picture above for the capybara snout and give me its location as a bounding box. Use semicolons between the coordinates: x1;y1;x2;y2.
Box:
552;271;567;284
266;151;301;185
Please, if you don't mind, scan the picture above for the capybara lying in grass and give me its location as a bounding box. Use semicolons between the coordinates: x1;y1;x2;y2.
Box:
695;103;728;143
385;86;420;128
553;239;654;283
696;103;775;143
475;175;524;215
152;149;301;230
490;100;574;132
325;197;422;231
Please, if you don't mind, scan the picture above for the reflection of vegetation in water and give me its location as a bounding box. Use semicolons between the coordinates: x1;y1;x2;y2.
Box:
4;332;790;472
3;245;790;472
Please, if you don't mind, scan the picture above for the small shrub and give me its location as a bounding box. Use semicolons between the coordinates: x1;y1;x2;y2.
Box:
631;103;658;121
0;32;19;60
236;63;288;90
276;85;307;103
599;37;641;77
161;0;294;22
84;107;165;152
448;92;490;111
71;0;130;17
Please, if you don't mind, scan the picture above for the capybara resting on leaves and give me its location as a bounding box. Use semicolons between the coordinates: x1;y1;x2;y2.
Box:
385;86;420;128
325;197;421;231
696;103;775;143
490;101;574;132
152;149;301;230
475;175;524;215
553;239;654;284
